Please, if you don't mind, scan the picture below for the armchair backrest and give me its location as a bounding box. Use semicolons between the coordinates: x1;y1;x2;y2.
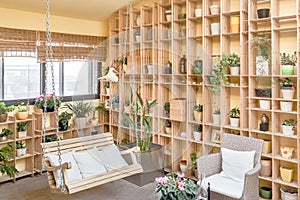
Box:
221;134;263;165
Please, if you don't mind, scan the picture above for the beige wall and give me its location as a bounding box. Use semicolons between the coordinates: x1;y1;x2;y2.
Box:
0;7;108;36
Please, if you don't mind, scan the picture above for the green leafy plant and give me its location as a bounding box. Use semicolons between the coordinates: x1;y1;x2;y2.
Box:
194;104;203;112
59;111;73;130
65;101;93;118
44;135;59;143
194;124;202;132
16;141;26;149
282;119;296;126
34;94;62;109
189;152;198;170
280;51;297;66
95;101;107;115
155;173;197;200
229;107;240;118
164;102;170;113
251;36;271;59
17;122;27;132
0;102;15;115
278;78;296;89
0;144;18;178
17;102;27;112
125;99;131;107
121;138;130;145
105;82;110;88
0;128;13;138
220;53;240;68
166;121;172;128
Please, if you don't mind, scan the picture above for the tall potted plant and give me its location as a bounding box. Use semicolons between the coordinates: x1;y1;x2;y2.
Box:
278;78;296;100
0;144;18;178
193;104;203;122
0;128;13;141
65;101;93;129
58;111;73;131
16;102;28;120
280;51;296;75
229;106;240;127
251;37;271;75
0;102;15;123
17;122;27;138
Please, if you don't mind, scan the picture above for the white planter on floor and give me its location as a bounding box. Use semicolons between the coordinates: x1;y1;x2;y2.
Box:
280;101;293;112
212;113;220;125
211;23;220;35
282;125;294;136
259;100;271;110
193;131;202;141
16;148;26;157
230;67;240;75
281;89;295;100
230;118;240;127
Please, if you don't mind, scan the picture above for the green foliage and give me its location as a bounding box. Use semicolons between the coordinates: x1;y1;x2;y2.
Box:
194;104;203;112
59;111;73;130
95;101;107;115
280;51;297;66
278;78;296;88
34;94;62;109
16;141;26;149
125;99;131;106
251;37;271;59
229;107;240;118
164;102;170;112
0;128;14;137
17;102;27;112
121;138;130;145
17;122;27;132
192;66;202;74
44;135;59;143
0;144;18;178
165;121;172;128
0;102;15;115
105;82;110;88
189;152;198;170
194;124;202;132
65;101;93;118
220;53;240;68
282;119;296;126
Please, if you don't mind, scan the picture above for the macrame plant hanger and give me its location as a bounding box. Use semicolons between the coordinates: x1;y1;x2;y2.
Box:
42;0;65;192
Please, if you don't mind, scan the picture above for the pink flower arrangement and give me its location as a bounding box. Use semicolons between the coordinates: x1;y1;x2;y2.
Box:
34;94;62;109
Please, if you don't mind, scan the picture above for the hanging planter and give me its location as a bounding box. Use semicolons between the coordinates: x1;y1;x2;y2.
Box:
259;100;271;110
280;101;293;112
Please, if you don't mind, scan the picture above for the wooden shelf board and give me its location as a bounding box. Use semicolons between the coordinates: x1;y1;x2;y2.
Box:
188;35;202;40
222;11;240;16
143;40;153;43
189;120;203;124
15;153;34;160
159;38;171;42
273;132;298;139
173;37;186;40
173;136;187;141
188;139;203;144
223;125;242;130
273;109;298;114
272;15;296;20
160;133;172;138
249;107;272;112
204;34;220;38
173;19;186;23
188;16;202;22
16;136;34;141
273;178;298;188
250;29;271;33
0;174;12;183
0;120;15;125
143;24;153;27
173;0;185;6
250;18;271;23
259;176;272;182
111;28;119;32
250;129;272;136
159;3;171;8
204;142;221;148
204;14;220;19
0;139;14;144
274;155;298;164
261;153;272;158
273;27;297;32
16;118;33;123
15;170;33;179
222;32;240;37
160;21;171;25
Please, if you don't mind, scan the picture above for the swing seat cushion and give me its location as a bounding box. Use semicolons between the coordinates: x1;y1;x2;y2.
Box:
48;151;82;184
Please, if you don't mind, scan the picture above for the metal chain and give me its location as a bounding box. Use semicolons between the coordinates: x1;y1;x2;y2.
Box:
45;0;65;192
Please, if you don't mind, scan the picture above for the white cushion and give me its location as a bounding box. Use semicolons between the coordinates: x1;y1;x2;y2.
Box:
91;145;128;171
221;147;255;182
47;151;82;185
73;150;107;178
206;173;244;199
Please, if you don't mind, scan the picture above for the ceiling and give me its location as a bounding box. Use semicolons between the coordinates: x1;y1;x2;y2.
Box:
0;0;134;21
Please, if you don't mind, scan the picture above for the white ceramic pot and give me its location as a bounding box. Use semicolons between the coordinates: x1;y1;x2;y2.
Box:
165;10;172;22
165;127;171;134
282;125;294;136
180;132;186;138
256;56;269;75
210;5;220;15
147;64;153;74
1;136;7;142
211;23;220;35
280;101;293;112
16;148;26;157
259;100;271;110
212;113;220;125
193;131;202;141
195;8;202;17
281;89;295;100
75;117;87;129
136;15;141;26
17;131;27;138
260;159;272;177
180;163;188;173
230;118;240;127
230;67;240;75
106;88;110;96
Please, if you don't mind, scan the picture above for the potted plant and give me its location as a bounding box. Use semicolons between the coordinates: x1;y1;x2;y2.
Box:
193;104;203;122
164;102;170;118
193;57;202;75
212;108;220;125
34;94;62;112
0;144;18;178
0;102;15;123
16;102;28;120
17;122;27;138
280;188;298;200
124;99;131;112
58;111;73;131
260;187;272;199
179;160;188;173
278;78;296;100
281;119;296;136
257;8;270;19
105;82;110;95
165;121;171;134
65;101;93;129
189;152;198;178
165;10;171;22
111;96;120;109
16;141;26;157
135;30;141;42
95;101;108;115
229;106;240;127
193;124;202;141
280;51;297;75
220;53;240;75
0;128;13;141
252;37;271;75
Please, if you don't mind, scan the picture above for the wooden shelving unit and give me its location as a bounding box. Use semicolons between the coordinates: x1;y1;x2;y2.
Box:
106;0;300;198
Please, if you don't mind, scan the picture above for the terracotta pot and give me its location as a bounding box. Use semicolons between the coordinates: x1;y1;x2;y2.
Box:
0;113;8;123
16;111;28;120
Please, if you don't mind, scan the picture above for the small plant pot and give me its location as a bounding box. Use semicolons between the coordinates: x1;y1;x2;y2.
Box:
59;120;68;131
165;10;172;22
212;113;220;125
281;88;295;100
262;140;272;154
147;64;153;74
210;5;220;15
260;123;269;132
280;166;294;183
259;100;271;110
113;102;119;109
281;65;294;75
180;160;188;173
260;187;272;199
256;56;269;75
211;23;220;35
17;131;27;138
1;136;7;142
260;159;272;177
165;66;172;74
282;125;294;136
230;117;239;127
280;101;293;112
16;112;28;120
0;113;8;123
257;8;270;19
165;127;171;134
193;131;202;141
193;111;202;122
106;88;110;96
195;8;202;17
280;188;298;200
124;106;131;113
280;146;295;159
114;37;119;44
230;66;240;75
16;148;26;157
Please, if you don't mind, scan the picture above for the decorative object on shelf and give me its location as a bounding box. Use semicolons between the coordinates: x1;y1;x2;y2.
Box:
165;10;171;22
259;187;272;199
155;173;197;199
179;160;188;173
16;102;28;120
17;122;27;138
105;82;110;95
123;114;130;127
98;67;119;82
170;98;186;121
135;30;141;42
260;159;272;177
165;60;172;74
0;144;19;178
220;53;240;75
280;188;298;200
281;119;296;136
195;8;202;17
164;102;170;118
178;13;186;20
259;100;271;110
230;16;240;33
189;152;198;178
58;111;73;131
280;101;293;112
65;101;93;130
280;146;295;159
210;5;220;15
165;121;171;134
16;141;26;157
255;88;271;97
0;128;13;142
34;94;62;112
88;110;98;126
229;106;240;127
124;99;131;112
147;64;153;74
262;140;272;154
136;15;141;26
278;78;296;100
280;166;293;183
251;37;271;75
193;57;202;74
193;125;202;141
280;51;296;75
0;102;15;123
211;129;221;143
193;104;203;122
211;22;220;35
114;37;119;44
257;8;270;19
259;113;269;131
180;131;186;138
111;96;120;109
180;52;187;74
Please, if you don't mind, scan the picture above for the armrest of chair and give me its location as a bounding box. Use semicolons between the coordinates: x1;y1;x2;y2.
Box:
243;163;261;199
120;147;138;164
197;153;222;178
46;162;72;172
